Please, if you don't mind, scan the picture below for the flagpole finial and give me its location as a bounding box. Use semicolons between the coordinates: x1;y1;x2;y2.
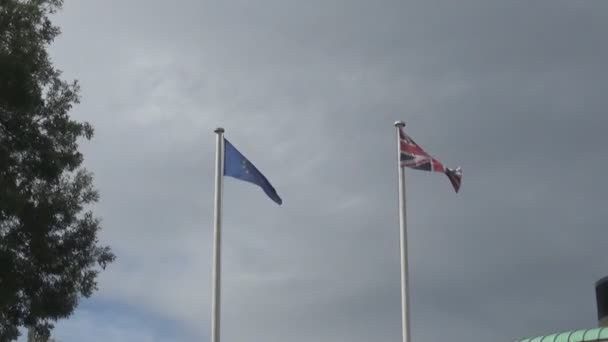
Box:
394;121;406;127
214;127;225;134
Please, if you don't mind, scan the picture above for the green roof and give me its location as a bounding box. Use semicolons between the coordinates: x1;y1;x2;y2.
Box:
516;328;608;342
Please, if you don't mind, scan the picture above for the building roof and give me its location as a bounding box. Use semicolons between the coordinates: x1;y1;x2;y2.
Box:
516;328;608;342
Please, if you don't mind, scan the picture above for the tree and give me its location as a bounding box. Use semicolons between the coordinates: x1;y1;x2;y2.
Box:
27;327;59;342
0;1;115;340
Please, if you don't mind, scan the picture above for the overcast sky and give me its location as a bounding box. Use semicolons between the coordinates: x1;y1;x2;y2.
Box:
21;0;608;341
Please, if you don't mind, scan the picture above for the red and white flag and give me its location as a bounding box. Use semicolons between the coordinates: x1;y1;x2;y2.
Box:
398;126;462;193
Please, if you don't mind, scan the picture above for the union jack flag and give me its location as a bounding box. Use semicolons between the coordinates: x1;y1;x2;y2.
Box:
399;126;462;193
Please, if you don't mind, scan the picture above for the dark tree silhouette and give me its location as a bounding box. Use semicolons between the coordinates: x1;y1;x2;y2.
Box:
0;1;115;340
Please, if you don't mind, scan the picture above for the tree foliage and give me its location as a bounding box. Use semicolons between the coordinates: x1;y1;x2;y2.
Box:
0;1;115;340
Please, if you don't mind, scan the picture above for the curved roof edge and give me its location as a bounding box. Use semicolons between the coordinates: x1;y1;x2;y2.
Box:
515;328;608;342
596;276;608;288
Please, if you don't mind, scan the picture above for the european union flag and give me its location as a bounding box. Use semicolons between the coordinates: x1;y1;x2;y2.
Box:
224;138;282;205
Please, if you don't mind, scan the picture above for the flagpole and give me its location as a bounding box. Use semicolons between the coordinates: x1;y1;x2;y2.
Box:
395;121;411;342
212;127;225;342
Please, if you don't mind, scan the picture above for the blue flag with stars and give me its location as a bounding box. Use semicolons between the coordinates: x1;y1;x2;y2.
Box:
224;138;282;205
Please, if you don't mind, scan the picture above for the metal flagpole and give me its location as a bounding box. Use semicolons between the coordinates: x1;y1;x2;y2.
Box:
394;121;411;342
211;127;225;342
